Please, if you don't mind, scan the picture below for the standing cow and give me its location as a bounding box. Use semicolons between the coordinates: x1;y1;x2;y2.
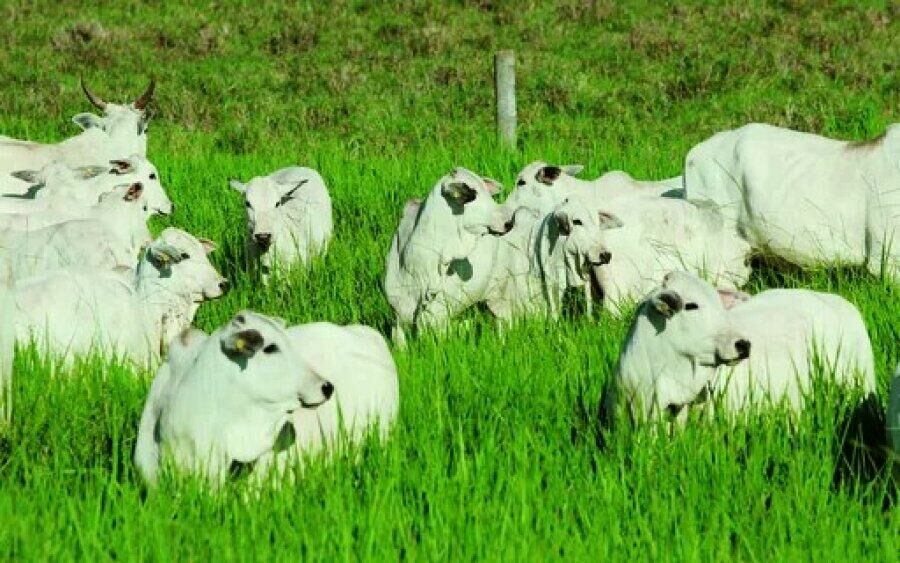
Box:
684;123;900;282
384;167;513;342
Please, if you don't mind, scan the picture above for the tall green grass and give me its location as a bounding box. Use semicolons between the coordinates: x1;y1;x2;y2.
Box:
0;1;897;560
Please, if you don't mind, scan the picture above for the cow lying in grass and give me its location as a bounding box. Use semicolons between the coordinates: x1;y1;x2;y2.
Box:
230;166;332;281
684;123;900;282
11;228;226;366
135;312;398;486
608;271;876;424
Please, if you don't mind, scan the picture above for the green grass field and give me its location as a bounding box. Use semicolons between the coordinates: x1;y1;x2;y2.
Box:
0;1;898;559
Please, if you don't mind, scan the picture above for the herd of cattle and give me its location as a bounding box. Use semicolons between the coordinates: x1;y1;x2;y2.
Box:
0;80;896;485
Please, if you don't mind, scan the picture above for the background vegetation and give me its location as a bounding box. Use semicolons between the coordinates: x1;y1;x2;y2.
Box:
0;0;897;559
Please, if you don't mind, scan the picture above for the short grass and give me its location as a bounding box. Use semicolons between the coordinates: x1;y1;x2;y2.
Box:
0;0;898;560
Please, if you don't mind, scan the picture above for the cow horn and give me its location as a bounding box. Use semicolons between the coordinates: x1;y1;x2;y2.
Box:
133;79;155;110
80;77;106;110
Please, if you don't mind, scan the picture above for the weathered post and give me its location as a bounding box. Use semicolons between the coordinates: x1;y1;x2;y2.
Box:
494;50;516;149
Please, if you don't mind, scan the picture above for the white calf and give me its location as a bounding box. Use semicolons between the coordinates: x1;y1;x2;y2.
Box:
134;311;334;486
684;123;900;281
230;167;332;279
11;228;227;366
614;271;875;423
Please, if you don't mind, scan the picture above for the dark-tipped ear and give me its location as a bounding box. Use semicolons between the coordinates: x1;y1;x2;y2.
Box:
221;329;265;358
72;113;103;131
536;165;563;186
650;290;683;318
561;164;584;176
481;177;502;196
554;210;572;236
109;159;134;175
198;238;217;254
124;182;144;201
10;170;41;183
441;181;477;206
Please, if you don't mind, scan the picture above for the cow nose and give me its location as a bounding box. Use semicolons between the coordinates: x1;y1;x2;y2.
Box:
734;339;751;359
597;251;612;265
169;204;175;215
321;381;334;399
218;279;230;293
254;233;272;248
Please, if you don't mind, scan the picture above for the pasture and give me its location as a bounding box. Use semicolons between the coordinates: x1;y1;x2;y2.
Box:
0;0;898;559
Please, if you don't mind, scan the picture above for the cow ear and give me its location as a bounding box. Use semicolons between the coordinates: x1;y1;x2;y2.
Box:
124;182;144;201
10;170;41;183
229;179;247;194
650;289;683;318
536;165;563;185
717;289;751;310
146;242;186;267
597;210;624;230
553;210;572;236
221;329;265;358
561;164;584;176
109;159;134;175
73;165;108;179
198;238;217;254
72;113;103;131
481;177;503;196
441;181;477;206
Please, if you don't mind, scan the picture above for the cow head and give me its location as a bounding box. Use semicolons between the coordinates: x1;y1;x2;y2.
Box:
141;228;228;302
644;271;752;368
230;175;311;253
72;78;155;155
437;167;512;236
509;160;584;212
218;310;333;409
108;154;172;216
549;200;622;286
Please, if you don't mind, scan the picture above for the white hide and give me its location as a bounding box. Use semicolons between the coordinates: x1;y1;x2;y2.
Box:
485;199;622;320
134;311;333;486
11;228;226;367
615;272;876;423
230;167;332;280
684;123;900;281
383;167;512;336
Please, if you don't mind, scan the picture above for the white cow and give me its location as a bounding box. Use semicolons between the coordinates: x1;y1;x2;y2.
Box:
229;167;332;280
384;167;512;340
0;184;151;283
591;196;752;313
613;271;876;423
684;123;900;281
506;160;683;214
11;227;227;366
134;311;334;486
5;154;172;216
0;79;155;190
485;198;622;320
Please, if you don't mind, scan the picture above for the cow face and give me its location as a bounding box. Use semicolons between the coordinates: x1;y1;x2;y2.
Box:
438;167;512;236
645;271;752;368
72;79;155;155
230;176;309;253
550;200;622;286
219;310;333;409
508;160;584;213
108;155;172;216
143;228;228;302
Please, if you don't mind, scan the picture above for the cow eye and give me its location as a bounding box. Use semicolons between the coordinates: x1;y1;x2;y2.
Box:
149;173;157;180
572;219;583;226
516;179;525;187
180;252;190;260
276;193;294;208
263;343;279;354
244;201;252;208
685;302;699;311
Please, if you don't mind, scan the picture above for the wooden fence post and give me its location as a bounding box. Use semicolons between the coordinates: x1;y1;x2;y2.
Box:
494;50;517;149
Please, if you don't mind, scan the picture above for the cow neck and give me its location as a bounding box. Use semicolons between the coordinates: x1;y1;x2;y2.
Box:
132;260;194;341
